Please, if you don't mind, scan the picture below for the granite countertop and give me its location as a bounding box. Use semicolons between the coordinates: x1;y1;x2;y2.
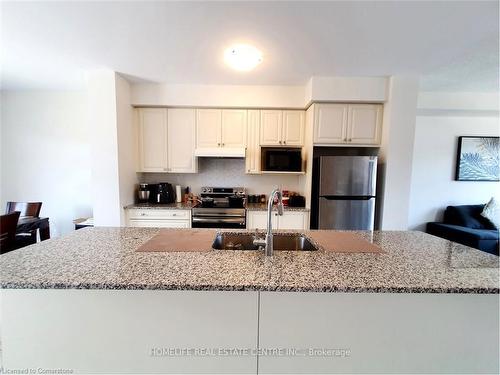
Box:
125;202;196;210
246;203;310;212
1;228;498;293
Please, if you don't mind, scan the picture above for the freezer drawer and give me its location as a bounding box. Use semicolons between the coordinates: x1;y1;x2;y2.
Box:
319;156;377;196
318;197;375;230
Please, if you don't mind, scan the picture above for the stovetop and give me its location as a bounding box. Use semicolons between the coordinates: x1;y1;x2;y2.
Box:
196;186;246;209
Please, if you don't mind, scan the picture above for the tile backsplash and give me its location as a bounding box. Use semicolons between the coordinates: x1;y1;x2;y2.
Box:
139;158;303;195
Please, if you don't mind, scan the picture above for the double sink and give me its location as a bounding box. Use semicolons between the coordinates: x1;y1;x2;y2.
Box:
212;233;318;251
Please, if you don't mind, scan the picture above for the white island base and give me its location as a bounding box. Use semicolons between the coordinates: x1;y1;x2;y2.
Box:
1;289;498;374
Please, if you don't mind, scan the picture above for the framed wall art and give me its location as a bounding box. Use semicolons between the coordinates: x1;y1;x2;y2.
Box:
455;136;500;181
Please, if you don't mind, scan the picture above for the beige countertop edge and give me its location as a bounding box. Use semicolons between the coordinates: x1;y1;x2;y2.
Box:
124;204;310;212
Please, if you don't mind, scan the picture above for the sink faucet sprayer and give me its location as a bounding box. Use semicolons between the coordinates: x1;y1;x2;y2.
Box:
253;188;284;256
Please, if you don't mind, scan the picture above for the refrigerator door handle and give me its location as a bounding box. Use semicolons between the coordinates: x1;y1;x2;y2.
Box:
320;196;375;200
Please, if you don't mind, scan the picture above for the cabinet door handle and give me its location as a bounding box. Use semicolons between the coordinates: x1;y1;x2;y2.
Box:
140;213;146;216
283;141;286;144
348;138;352;142
279;140;282;144
217;143;221;147
222;143;225;147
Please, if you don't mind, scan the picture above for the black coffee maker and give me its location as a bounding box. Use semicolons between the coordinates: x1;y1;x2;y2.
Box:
149;183;175;204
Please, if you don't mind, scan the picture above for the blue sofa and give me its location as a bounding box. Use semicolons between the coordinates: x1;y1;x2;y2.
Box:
426;205;499;255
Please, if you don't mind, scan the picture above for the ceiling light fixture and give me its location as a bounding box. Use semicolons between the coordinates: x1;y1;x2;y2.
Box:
224;44;263;71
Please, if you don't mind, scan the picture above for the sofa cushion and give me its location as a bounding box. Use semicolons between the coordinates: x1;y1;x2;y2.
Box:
481;197;500;229
443;205;494;229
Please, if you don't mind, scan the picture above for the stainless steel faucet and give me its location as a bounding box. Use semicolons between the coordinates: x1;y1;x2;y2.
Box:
253;188;284;256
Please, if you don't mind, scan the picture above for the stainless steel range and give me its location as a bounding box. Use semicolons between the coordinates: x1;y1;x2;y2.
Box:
192;187;246;228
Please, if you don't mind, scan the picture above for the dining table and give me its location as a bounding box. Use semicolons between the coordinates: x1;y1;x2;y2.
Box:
16;217;50;241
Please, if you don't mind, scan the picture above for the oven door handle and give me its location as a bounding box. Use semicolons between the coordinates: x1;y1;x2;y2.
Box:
193;213;245;218
192;217;245;224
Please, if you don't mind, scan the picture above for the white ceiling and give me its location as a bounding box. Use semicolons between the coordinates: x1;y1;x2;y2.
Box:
1;1;498;91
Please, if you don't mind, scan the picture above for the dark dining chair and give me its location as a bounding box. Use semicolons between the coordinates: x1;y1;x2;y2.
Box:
6;202;42;218
0;211;21;254
6;201;43;246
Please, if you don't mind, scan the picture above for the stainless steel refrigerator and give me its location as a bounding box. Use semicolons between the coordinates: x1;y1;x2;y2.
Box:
318;156;377;230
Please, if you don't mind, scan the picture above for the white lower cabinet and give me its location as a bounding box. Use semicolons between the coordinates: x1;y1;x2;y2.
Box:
2;289;258;374
247;210;309;230
128;220;190;228
247;210;278;230
276;211;309;230
258;292;499;374
127;209;191;228
4;290;497;374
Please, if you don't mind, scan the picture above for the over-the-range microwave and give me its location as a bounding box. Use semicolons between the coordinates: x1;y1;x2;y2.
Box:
261;147;303;172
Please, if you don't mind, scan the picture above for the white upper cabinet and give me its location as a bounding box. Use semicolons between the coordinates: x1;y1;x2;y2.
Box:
245;110;261;174
282;110;305;146
347;104;383;145
313;104;348;144
196;109;247;151
137;108;196;173
221;109;247;148
313;103;383;146
196;109;222;148
260;110;304;146
260;110;283;145
138;108;167;172
167;108;197;173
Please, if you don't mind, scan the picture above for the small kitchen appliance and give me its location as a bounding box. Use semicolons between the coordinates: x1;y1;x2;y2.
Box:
261;147;302;172
288;195;306;208
149;183;176;204
138;183;151;203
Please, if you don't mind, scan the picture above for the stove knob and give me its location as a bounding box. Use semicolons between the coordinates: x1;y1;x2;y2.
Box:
201;187;207;193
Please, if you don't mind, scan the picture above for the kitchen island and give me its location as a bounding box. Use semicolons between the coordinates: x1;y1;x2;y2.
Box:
1;227;498;374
